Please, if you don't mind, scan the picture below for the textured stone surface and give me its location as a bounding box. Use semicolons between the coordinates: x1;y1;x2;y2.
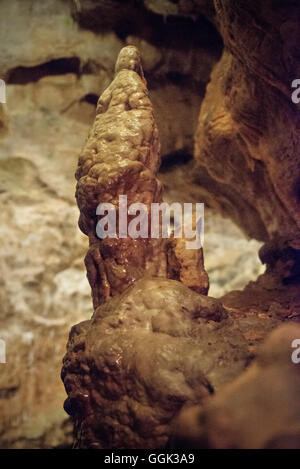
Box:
62;0;300;450
171;323;300;449
159;161;265;298
62;45;292;449
168;0;300;448
144;0;215;20
0;0;222;448
62;277;251;449
75;45;208;308
195;0;300;242
0;0;223;449
0;104;7;136
62;222;300;448
0;0;221;159
1;0;299;450
0;166;91;448
0;77;262;448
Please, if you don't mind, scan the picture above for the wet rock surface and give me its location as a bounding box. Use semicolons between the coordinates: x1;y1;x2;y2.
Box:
75;46;208;308
0;0;221;448
62;39;299;448
195;0;300;242
62;278;250;448
0;0;299;449
171;323;300;449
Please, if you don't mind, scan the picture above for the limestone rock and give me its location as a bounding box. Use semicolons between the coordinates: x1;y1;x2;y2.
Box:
0;157;91;448
171;323;300;449
195;0;300;242
75;46;208;307
144;0;215;20
62;278;250;448
0;104;7;136
62;46;282;450
0;7;242;446
1;0;299;451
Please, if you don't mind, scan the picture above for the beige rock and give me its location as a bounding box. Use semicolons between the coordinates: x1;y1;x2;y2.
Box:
0;40;234;449
62;47;285;450
0;104;7;136
0;0;122;80
0;162;91;448
144;0;215;19
195;1;300;242
75;45;208;306
171;323;300;449
2;0;297;451
62;277;249;448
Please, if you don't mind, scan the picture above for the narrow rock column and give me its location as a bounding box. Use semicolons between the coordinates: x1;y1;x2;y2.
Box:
75;46;208;308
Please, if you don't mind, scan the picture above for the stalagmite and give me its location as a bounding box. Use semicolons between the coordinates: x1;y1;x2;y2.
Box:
62;32;300;449
62;46;252;449
75;45;208;309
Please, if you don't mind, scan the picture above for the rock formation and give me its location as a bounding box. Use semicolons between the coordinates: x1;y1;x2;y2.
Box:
75;45;208;308
1;0;299;450
62;0;300;449
195;0;300;243
62;277;249;448
169;0;300;448
171;323;300;449
0;0;224;448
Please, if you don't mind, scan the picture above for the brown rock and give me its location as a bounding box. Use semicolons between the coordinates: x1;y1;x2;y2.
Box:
62;278;250;448
195;0;300;242
62;47;286;449
75;45;208;308
171;323;300;449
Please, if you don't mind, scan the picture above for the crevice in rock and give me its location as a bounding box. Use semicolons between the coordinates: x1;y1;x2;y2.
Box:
80;93;99;106
7;57;81;85
159;151;193;173
72;1;223;54
0;387;18;399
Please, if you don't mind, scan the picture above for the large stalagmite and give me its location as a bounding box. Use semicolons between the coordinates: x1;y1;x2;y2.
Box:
0;0;299;450
75;46;209;309
62;44;300;449
61;46;252;449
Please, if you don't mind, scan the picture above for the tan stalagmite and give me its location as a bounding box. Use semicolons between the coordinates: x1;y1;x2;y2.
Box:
75;45;208;308
63;44;300;450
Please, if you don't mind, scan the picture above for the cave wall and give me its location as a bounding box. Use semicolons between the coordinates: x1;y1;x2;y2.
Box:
0;0;220;448
0;0;280;448
195;0;300;243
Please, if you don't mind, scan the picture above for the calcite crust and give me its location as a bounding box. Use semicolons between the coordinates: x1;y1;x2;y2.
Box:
62;1;300;446
75;45;208;309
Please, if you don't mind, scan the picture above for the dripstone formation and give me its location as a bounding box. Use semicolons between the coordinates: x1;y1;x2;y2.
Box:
62;38;300;449
75;46;208;310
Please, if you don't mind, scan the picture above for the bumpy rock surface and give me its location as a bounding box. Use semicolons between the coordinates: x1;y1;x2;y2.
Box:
166;0;300;448
62;45;285;449
195;0;300;242
193;0;300;335
62;226;300;448
64;221;300;448
2;0;299;450
62;278;250;448
171;323;300;449
0;0;224;448
62;0;300;449
75;45;208;308
144;0;215;20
